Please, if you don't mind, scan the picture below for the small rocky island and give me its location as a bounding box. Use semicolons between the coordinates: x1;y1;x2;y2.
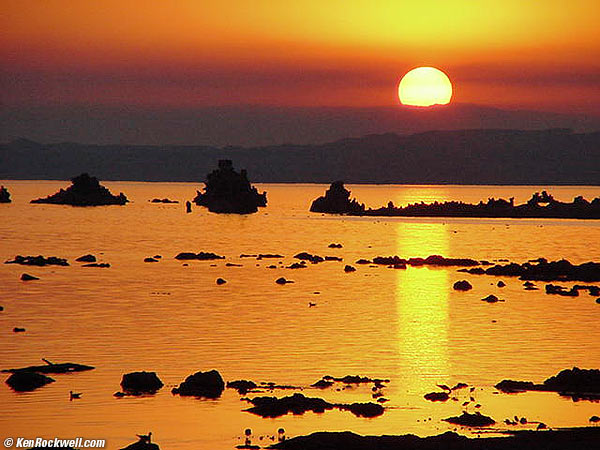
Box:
310;181;365;214
0;186;11;203
193;160;266;214
31;173;128;206
311;184;600;219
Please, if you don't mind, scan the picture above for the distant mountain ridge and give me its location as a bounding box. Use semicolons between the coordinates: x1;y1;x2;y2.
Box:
1;128;599;185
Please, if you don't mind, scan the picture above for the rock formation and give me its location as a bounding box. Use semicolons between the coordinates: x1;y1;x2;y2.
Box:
310;188;600;219
193;160;266;214
310;181;365;214
31;173;127;206
0;186;11;203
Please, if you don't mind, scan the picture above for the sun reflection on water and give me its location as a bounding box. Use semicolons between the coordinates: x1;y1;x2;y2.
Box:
395;221;451;395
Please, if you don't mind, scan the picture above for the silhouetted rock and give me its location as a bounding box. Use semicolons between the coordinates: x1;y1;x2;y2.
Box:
323;190;600;219
344;265;356;272
496;367;600;399
338;402;384;418
497;280;506;287
172;369;225;398
0;186;11;203
144;257;159;263
2;360;94;374
193;160;266;214
276;277;294;284
424;392;450;402
150;198;178;203
227;380;258;394
465;258;600;282
120;371;164;394
82;263;110;268
325;256;342;261
481;294;503;303
271;428;600;450
545;284;579;296
216;278;227;285
20;273;39;281
13;327;26;333
76;254;96;263
372;255;479;267
294;252;324;264
6;255;68;266
31;173;127;206
328;243;343;248
6;371;55;391
453;280;473;291
310;182;365;214
443;411;496;427
175;251;224;260
120;441;160;450
311;379;335;389
355;259;372;264
244;393;334;418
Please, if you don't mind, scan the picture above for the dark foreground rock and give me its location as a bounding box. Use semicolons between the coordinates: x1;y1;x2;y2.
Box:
20;273;39;281
31;173;127;206
6;255;69;266
372;255;480;267
174;251;224;260
271;428;600;450
6;371;55;391
2;359;94;374
120;441;160;450
193;159;267;214
244;393;384;418
310;181;365;214
496;367;600;400
227;380;258;394
120;371;164;394
443;411;496;427
0;186;11;203
453;280;473;291
172;369;225;398
150;198;178;203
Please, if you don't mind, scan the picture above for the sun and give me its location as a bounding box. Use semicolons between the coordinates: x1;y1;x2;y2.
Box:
398;67;453;107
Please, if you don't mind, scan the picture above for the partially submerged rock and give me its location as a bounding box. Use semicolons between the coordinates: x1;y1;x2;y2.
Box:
243;393;384;418
372;255;479;267
496;367;600;400
424;391;450;402
344;265;356;273
31;173;127;206
294;252;324;264
6;255;69;266
481;294;503;303
6;371;55;391
2;359;94;374
175;252;224;261
21;273;39;281
443;411;495;427
276;277;294;285
227;380;258;394
453;280;473;291
76;254;96;263
193;160;267;214
120;371;164;394
0;185;11;203
310;182;365;214
172;369;225;398
150;198;178;204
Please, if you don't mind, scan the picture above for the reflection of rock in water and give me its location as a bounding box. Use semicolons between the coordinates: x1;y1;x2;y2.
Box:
31;173;128;206
0;186;11;203
193;160;267;214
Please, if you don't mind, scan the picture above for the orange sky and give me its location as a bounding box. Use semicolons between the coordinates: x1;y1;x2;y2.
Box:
2;0;599;114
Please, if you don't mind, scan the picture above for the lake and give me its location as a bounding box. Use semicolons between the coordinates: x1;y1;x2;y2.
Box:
1;181;599;449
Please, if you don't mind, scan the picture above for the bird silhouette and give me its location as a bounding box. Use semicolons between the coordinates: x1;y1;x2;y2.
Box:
69;390;81;400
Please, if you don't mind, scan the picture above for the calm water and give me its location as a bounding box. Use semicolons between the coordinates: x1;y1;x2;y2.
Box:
1;181;599;449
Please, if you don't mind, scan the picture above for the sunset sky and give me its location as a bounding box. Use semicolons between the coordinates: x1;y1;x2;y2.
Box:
2;0;599;114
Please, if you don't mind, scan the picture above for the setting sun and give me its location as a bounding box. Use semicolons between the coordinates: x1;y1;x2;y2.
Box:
399;67;453;107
